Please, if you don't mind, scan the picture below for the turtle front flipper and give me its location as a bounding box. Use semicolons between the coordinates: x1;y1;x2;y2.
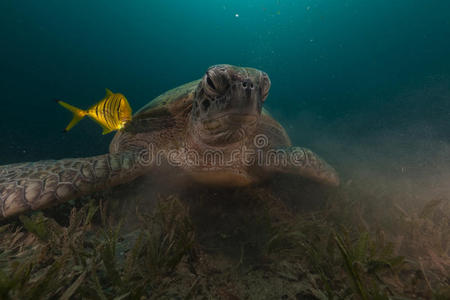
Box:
262;146;340;187
0;151;146;219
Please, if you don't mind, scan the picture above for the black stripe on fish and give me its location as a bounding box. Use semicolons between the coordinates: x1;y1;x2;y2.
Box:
117;99;122;122
114;96;121;125
110;96;118;127
109;95;116;113
96;103;100;118
103;99;110;127
105;96;115;128
114;97;121;126
113;96;121;126
106;97;113;126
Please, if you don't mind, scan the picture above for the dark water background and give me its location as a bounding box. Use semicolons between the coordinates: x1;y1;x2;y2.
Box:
1;0;450;194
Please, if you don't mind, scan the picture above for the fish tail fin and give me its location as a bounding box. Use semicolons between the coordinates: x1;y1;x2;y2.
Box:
56;100;87;132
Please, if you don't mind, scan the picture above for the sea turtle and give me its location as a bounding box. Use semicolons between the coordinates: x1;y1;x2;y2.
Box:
0;65;339;219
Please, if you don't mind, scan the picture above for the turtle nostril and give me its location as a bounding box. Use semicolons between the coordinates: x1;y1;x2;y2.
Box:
242;82;247;88
202;99;210;111
250;83;254;89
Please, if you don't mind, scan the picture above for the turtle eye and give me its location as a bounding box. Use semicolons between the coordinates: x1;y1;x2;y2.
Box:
261;74;271;102
206;75;216;90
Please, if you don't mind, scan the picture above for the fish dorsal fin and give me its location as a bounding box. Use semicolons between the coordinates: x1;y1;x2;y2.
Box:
105;88;113;97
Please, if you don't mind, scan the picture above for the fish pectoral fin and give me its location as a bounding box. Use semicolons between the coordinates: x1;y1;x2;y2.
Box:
101;126;113;135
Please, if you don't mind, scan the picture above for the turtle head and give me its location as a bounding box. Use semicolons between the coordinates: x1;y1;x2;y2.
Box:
190;64;271;146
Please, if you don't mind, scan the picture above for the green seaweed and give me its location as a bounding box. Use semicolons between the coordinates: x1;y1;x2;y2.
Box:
0;189;448;299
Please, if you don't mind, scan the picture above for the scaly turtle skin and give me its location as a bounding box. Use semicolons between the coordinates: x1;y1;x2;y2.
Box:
0;65;339;219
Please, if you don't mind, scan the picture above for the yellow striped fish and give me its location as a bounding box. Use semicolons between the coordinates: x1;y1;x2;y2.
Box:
57;88;132;135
